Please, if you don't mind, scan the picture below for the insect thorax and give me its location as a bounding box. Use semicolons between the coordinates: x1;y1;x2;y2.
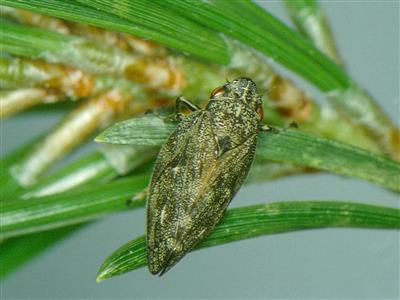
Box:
206;98;260;148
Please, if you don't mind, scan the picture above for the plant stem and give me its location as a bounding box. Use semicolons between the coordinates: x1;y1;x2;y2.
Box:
0;20;186;92
10;88;143;187
283;0;399;161
0;4;69;34
283;0;343;65
0;56;95;95
327;85;400;161
0;88;60;118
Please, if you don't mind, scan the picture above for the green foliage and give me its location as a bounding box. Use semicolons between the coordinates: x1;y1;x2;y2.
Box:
97;201;400;281
2;0;345;89
1;0;229;63
0;175;148;239
3;0;395;157
0;0;398;282
0;224;82;279
96;115;400;191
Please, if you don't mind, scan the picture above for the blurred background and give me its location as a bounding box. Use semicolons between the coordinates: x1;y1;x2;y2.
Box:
1;1;399;299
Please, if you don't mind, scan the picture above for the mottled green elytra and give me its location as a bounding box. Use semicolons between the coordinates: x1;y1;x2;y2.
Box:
146;77;264;275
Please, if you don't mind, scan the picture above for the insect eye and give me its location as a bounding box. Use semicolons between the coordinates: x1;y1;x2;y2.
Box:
257;105;264;120
210;86;225;98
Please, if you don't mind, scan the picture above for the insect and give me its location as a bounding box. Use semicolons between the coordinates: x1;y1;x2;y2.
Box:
146;77;264;275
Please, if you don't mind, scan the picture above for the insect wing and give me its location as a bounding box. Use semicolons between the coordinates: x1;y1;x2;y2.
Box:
147;111;215;274
146;111;257;275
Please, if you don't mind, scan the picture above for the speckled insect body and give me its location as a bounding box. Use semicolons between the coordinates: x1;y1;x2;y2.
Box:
146;77;264;275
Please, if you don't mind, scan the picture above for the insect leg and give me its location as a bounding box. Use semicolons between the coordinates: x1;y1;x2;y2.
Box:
259;122;299;132
175;96;200;120
259;124;272;131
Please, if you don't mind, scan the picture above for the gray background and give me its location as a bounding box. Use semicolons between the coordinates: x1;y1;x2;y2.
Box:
1;1;399;299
